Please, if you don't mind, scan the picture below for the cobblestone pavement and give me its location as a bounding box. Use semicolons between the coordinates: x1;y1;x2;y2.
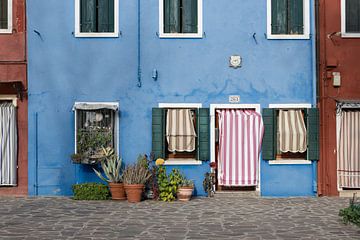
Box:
0;194;359;240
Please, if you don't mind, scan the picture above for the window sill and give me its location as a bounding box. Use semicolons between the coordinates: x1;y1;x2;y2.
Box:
75;32;119;38
0;29;12;34
341;32;360;38
268;160;312;165
163;159;202;165
159;33;203;39
267;34;310;40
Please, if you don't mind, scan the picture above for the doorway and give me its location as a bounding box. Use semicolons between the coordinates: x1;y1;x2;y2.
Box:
210;104;263;192
336;102;360;195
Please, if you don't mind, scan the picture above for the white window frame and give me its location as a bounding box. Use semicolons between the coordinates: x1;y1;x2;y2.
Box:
158;0;203;39
341;0;360;38
268;103;312;164
266;0;310;40
73;102;120;155
0;0;12;34
210;104;262;192
0;94;17;107
158;103;202;165
74;0;119;38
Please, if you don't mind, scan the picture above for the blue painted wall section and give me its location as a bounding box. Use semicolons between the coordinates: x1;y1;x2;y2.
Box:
27;0;316;196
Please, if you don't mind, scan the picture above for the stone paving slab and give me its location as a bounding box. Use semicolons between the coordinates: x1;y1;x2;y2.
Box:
0;194;359;239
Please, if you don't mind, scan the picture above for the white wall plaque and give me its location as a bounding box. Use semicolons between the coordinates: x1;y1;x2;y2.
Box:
229;95;240;103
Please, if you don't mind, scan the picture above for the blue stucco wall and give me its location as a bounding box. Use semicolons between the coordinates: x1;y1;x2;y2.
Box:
27;0;316;196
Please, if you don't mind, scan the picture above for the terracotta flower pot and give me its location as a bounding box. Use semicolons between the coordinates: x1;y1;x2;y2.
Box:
109;182;126;200
124;184;144;203
177;187;193;201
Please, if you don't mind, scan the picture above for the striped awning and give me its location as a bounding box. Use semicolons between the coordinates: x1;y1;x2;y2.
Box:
278;109;307;153
166;109;197;152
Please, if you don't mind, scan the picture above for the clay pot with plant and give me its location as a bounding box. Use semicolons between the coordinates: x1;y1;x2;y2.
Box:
93;147;126;200
177;178;194;201
122;160;151;203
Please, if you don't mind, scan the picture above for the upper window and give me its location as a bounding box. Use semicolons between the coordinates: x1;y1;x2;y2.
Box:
159;0;203;38
0;0;12;34
75;0;119;37
267;0;310;39
341;0;360;38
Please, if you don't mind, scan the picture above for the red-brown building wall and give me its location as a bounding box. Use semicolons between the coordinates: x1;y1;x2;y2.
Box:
0;0;27;196
318;0;360;196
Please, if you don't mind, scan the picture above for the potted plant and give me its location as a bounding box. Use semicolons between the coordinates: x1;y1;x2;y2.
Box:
93;148;126;200
122;161;151;203
177;178;194;201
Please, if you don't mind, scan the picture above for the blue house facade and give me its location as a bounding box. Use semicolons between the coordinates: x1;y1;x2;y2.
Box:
27;0;318;197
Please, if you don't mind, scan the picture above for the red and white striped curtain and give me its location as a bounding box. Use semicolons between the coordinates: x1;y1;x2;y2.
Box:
337;110;360;188
217;109;264;186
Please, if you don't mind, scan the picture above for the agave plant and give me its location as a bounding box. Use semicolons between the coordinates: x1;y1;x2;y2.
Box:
93;147;122;183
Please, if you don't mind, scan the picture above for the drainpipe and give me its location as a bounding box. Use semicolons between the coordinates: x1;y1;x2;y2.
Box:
137;0;142;88
34;112;39;195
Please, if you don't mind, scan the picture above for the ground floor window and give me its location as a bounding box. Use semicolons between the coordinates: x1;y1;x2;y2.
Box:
0;100;17;186
73;102;119;164
152;103;209;164
262;104;319;162
337;102;360;189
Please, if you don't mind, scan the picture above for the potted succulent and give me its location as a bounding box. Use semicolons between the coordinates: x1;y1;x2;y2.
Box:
177;178;194;201
93;148;125;200
122;161;151;203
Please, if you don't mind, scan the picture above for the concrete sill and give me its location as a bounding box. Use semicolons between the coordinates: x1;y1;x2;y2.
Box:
163;159;202;166
269;160;312;165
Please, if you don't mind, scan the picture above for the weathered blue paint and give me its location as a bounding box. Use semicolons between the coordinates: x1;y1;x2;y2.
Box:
27;0;316;196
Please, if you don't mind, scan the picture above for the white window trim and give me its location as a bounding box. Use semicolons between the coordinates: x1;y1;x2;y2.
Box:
269;103;312;162
341;0;360;38
73;101;120;155
163;159;202;165
266;0;310;40
210;104;262;192
74;0;119;38
269;103;312;109
0;0;12;34
158;103;202;165
158;103;202;109
0;94;17;107
269;160;312;165
158;0;203;39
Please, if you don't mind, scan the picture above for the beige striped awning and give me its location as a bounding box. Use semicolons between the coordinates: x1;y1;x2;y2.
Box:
166;109;197;152
278;109;307;153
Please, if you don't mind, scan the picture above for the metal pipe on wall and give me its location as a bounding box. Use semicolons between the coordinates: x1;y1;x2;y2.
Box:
137;0;142;88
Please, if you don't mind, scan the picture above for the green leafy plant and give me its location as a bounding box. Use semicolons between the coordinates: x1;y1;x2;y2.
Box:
77;128;113;162
157;167;184;202
72;182;110;200
339;194;360;227
93;147;122;183
122;161;151;185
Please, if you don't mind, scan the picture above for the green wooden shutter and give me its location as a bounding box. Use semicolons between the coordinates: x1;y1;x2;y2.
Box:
197;108;210;161
98;0;114;32
271;0;288;34
0;0;8;29
182;0;198;33
262;108;277;160
346;0;360;33
80;0;97;32
288;0;304;34
164;0;180;33
306;108;319;161
152;108;165;160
